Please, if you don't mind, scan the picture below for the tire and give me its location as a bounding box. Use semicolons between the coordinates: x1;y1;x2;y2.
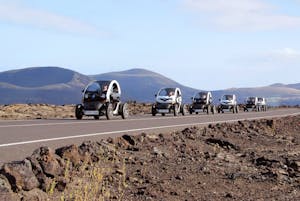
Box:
189;108;193;115
207;105;211;115
94;116;99;120
211;105;216;114
75;105;83;120
106;103;113;120
174;104;179;116
181;104;186;116
162;113;165;116
152;104;156;116
120;103;129;119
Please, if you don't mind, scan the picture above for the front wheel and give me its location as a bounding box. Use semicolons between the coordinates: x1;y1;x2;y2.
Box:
75;105;83;120
152;104;157;116
106;103;114;120
174;104;179;116
211;105;216;114
120;103;129;119
207;105;211;115
181;104;187;116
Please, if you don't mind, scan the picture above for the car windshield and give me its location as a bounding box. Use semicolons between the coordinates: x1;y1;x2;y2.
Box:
86;82;101;93
247;97;256;102
195;92;207;100
223;95;233;100
159;88;175;96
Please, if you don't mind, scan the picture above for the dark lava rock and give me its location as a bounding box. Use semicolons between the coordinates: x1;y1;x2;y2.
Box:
205;138;239;151
1;159;39;191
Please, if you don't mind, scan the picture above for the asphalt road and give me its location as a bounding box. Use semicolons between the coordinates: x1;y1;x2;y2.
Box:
1;108;300;165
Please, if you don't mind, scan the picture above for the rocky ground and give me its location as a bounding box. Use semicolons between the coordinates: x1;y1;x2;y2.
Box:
0;103;151;120
1;115;300;200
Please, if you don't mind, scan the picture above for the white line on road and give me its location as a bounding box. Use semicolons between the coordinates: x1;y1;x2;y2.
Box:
0;109;296;128
1;112;299;148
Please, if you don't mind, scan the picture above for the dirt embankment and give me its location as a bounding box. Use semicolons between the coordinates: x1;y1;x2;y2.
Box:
1;115;300;201
0;103;151;120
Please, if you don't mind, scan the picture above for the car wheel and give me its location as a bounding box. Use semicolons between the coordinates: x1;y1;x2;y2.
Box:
207;105;211;115
121;103;129;119
211;105;216;114
94;116;99;120
162;113;165;116
152;104;157;116
174;104;179;116
181;104;186;116
106;103;113;120
75;105;83;120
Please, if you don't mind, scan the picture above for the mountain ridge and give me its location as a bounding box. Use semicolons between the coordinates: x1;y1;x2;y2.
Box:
0;66;299;105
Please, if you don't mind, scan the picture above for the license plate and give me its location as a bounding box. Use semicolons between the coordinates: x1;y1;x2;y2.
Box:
84;110;99;115
158;109;169;113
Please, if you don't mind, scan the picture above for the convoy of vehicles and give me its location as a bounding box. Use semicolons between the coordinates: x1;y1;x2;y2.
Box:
151;87;186;116
75;80;129;120
75;80;268;119
189;91;216;114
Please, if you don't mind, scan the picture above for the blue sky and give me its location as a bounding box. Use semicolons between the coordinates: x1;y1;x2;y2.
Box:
0;0;300;90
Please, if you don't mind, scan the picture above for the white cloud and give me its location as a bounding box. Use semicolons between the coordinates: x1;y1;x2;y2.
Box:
268;48;300;61
183;0;300;31
0;1;108;36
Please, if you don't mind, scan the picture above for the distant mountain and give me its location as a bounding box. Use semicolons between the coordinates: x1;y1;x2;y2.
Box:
0;67;91;104
91;68;198;102
287;83;300;90
0;66;299;106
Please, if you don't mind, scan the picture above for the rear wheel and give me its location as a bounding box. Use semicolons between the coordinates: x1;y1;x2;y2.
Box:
120;103;129;119
94;116;99;120
106;103;113;120
162;113;165;116
75;105;83;120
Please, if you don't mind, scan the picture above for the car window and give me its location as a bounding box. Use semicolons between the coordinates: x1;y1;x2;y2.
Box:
223;95;233;100
195;92;207;99
159;88;175;96
86;82;100;92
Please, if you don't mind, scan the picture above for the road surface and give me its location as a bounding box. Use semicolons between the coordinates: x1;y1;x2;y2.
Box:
0;108;299;165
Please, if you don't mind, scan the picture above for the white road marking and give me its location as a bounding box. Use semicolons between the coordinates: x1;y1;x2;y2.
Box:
0;112;299;148
0;109;296;128
0;113;248;128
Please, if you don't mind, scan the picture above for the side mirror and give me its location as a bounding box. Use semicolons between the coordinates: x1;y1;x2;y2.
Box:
81;89;84;93
155;94;157;97
191;97;193;100
219;99;221;101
